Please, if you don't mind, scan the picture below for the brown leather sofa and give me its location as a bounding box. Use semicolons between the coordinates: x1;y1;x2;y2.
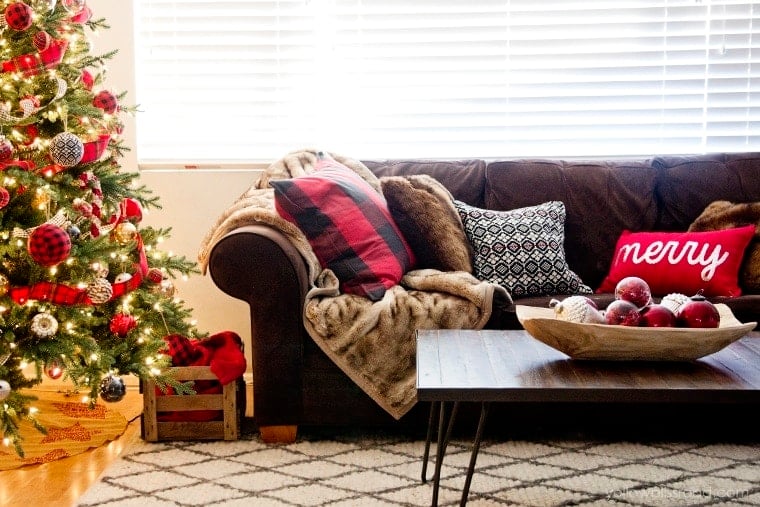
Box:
207;153;760;442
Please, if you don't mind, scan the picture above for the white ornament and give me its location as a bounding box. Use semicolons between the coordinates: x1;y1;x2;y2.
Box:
114;272;132;284
87;278;113;304
550;296;605;324
54;77;67;100
61;0;85;14
30;312;58;338
0;380;10;401
661;292;690;315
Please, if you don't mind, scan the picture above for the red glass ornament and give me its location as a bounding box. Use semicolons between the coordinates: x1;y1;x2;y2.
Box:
0;187;10;209
80;69;94;91
122;198;143;222
109;313;137;337
0;138;13;162
45;359;64;380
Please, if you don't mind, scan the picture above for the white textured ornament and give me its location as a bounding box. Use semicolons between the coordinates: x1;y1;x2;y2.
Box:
550;296;605;324
87;278;113;304
0;379;10;401
30;312;58;338
661;292;689;314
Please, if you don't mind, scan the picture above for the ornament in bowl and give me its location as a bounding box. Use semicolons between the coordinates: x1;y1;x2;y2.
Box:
518;277;756;360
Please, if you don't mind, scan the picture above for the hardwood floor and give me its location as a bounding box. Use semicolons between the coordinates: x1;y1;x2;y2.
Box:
0;386;144;507
0;380;252;507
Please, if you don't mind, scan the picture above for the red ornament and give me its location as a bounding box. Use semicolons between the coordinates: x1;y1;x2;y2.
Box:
0;187;10;209
122;198;143;222
33;31;52;52
23;124;39;145
0;138;13;162
676;294;720;328
93;90;118;114
80;69;94;91
4;2;33;31
638;304;677;328
70;5;92;24
604;299;641;326
614;276;652;308
109;313;137;337
147;267;164;284
45;359;64;380
27;224;72;267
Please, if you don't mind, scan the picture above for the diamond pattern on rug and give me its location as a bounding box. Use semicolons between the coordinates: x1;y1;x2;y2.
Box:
77;429;760;507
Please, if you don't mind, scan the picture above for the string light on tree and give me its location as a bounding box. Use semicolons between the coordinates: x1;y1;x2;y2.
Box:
0;0;200;456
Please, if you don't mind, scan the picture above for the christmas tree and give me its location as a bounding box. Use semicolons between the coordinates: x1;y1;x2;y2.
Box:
0;0;199;456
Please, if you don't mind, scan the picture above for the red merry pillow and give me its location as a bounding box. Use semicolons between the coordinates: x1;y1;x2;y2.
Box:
597;225;755;297
271;157;415;301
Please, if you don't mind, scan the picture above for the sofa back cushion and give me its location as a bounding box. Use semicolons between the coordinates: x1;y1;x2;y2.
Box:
364;159;488;207
484;159;659;289
654;153;760;231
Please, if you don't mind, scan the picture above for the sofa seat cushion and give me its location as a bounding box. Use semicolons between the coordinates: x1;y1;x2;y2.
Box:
380;175;473;272
455;200;592;298
597;226;755;297
271;157;416;301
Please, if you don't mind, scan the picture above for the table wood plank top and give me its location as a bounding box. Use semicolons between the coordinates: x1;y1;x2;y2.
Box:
416;329;760;404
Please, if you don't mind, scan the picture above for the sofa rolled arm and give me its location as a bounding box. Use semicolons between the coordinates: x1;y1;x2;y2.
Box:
207;224;310;426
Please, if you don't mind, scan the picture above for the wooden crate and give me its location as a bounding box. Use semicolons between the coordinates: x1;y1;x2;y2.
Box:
142;366;239;441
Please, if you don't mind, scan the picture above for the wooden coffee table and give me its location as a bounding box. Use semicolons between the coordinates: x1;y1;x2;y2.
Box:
416;328;760;506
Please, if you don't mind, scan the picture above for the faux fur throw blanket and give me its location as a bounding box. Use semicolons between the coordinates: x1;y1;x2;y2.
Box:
198;149;509;419
688;200;760;292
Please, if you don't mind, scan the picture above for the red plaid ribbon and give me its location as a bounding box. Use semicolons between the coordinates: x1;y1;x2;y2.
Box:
9;234;150;306
1;39;67;76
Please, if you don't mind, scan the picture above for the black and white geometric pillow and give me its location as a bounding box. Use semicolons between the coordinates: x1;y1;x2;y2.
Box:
454;200;592;297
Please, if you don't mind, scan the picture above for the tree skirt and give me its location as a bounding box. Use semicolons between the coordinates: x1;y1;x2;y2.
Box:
0;389;134;470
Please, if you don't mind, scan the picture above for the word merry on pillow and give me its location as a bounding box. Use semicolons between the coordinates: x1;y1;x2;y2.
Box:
597;225;755;297
454;200;591;297
380;175;472;273
271;158;415;301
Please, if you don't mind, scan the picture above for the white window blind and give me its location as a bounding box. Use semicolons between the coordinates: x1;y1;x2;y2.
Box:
134;0;760;166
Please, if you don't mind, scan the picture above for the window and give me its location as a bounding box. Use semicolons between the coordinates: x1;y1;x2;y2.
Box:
134;0;759;166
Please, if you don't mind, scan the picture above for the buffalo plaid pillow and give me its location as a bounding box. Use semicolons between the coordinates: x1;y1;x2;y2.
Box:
272;158;415;301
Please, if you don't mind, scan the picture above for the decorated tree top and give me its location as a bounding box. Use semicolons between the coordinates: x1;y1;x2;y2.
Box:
0;0;199;456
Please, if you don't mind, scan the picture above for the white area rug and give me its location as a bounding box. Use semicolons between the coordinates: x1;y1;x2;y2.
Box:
76;425;760;507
